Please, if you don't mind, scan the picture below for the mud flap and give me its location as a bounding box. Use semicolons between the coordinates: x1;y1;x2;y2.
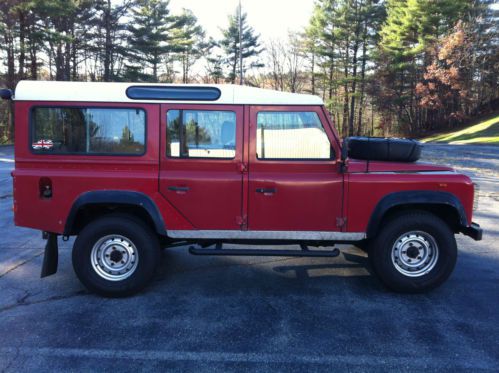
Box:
41;233;58;278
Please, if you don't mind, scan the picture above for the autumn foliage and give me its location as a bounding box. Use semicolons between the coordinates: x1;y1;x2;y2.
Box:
416;21;472;125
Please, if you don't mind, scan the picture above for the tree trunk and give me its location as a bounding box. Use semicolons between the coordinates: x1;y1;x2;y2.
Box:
348;2;361;137
4;28;16;89
65;24;72;81
29;21;38;79
342;37;350;138
103;0;112;81
71;26;78;80
153;51;158;81
356;14;368;136
311;51;315;95
231;46;238;84
18;10;26;79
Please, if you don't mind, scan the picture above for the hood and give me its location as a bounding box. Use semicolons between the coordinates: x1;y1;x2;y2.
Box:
347;159;455;173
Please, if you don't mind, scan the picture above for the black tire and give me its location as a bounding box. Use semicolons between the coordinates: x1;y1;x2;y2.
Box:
72;215;160;297
368;211;457;293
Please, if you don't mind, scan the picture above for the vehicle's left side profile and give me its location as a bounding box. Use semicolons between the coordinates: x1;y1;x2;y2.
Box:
4;81;482;297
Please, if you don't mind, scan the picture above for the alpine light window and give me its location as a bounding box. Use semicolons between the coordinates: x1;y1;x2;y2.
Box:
127;86;221;101
256;111;332;160
31;107;146;155
167;110;236;159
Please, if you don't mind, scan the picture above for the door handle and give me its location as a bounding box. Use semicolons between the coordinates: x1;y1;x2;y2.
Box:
168;186;190;192
256;187;276;194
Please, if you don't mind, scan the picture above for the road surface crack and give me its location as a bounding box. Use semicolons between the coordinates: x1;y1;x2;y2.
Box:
0;290;88;314
0;250;44;278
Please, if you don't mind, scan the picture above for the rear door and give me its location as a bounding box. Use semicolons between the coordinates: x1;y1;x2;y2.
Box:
159;104;244;230
247;106;343;232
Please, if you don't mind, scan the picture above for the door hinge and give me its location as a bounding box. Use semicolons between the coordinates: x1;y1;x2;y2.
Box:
238;162;248;173
236;215;248;229
336;217;347;228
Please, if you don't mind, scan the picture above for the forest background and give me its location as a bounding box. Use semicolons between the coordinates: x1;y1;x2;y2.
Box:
0;0;498;143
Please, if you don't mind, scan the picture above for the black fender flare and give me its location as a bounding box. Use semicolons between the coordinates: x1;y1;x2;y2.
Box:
64;191;167;236
366;190;468;238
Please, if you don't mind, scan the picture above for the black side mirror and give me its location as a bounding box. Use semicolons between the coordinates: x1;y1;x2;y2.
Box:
341;137;349;161
0;89;13;100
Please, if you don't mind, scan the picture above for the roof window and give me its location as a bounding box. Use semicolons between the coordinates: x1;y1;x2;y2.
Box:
126;86;221;101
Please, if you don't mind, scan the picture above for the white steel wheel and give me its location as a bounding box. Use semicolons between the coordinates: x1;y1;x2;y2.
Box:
73;215;160;297
90;235;139;281
391;231;439;277
369;211;457;293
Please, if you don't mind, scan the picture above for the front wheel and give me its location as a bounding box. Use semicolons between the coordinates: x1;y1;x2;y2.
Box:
369;211;457;293
72;215;160;297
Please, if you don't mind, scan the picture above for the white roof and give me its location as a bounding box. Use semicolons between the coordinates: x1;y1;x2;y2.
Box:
14;80;323;106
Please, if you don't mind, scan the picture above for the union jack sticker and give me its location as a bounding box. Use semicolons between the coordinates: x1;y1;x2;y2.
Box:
32;139;54;150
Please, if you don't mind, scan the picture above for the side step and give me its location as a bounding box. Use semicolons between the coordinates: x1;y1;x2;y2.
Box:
188;244;340;258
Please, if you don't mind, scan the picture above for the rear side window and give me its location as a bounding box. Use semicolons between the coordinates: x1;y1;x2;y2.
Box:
167;110;236;159
256;111;332;160
31;107;146;155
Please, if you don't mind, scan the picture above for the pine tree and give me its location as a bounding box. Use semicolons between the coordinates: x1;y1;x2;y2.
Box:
171;9;206;83
305;0;384;136
467;0;499;114
126;0;177;82
375;0;470;133
93;0;133;81
205;50;224;83
36;0;97;81
220;6;263;84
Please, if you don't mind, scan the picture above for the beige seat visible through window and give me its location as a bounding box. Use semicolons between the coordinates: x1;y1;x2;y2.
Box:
257;127;331;159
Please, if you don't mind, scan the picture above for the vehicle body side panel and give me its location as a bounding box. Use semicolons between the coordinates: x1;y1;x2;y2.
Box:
345;172;474;232
247;105;343;231
159;104;244;230
13;101;193;234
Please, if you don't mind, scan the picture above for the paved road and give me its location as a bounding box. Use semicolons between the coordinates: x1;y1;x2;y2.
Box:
0;144;498;372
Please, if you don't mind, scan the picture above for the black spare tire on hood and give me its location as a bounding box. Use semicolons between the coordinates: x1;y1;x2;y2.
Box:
345;137;422;162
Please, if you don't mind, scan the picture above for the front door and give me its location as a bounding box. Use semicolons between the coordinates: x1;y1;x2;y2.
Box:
247;106;343;232
159;104;244;230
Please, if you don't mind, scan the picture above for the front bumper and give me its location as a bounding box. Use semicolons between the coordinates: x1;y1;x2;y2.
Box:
461;222;483;241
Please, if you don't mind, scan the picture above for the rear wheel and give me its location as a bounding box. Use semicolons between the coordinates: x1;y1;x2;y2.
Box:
368;211;457;293
72;215;160;297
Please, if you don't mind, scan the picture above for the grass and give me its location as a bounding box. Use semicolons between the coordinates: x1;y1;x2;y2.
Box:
422;114;499;145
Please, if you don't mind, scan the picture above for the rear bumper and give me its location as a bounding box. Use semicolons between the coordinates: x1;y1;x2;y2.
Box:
460;222;483;241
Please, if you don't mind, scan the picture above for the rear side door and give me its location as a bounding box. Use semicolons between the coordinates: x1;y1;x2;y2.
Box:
247;106;343;232
159;104;244;230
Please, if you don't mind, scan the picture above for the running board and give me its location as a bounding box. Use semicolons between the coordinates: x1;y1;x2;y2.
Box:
188;244;340;258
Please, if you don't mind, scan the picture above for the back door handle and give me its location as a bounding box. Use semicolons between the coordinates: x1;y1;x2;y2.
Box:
256;187;276;194
168;186;190;192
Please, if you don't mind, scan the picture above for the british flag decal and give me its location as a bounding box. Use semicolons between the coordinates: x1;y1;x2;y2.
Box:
32;139;54;150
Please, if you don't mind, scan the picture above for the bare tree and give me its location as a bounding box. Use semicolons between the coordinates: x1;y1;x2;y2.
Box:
286;33;305;93
266;39;286;90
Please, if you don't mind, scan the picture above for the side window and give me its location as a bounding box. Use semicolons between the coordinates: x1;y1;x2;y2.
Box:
256;111;332;160
167;110;236;159
31;107;146;155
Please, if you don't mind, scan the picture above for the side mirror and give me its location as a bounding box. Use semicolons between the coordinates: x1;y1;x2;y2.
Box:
341;137;349;161
0;89;13;100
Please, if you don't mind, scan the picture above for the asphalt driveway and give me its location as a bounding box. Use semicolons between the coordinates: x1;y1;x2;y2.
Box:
0;144;498;372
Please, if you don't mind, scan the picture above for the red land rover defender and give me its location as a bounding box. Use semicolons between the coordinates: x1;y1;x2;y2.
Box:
2;81;482;297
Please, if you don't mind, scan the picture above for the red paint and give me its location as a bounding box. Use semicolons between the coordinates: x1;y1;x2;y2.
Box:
159;104;244;229
12;100;476;236
247;105;343;231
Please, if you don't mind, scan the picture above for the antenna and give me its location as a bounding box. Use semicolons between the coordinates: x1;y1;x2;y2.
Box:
239;0;243;85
